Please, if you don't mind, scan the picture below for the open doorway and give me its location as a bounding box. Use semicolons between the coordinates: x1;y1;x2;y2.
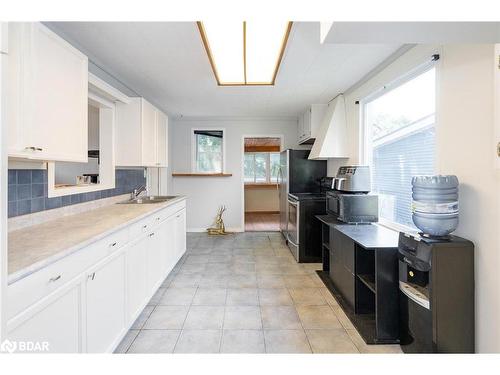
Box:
242;136;282;231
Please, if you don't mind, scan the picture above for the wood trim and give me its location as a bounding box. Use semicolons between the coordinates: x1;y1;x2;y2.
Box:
196;21;293;86
172;173;232;177
244;183;278;189
244;146;280;153
245;211;279;214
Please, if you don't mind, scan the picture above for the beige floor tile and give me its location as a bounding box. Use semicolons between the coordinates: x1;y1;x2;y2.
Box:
346;329;403;353
131;305;155;329
183;306;225;329
174;330;222;353
148;287;166;305
332;306;355;330
143;306;189;329
256;263;282;275
227;274;258;288
306;329;359;353
170;274;202;288
178;263;206;274
280;265;308;275
159;287;197;306
264;330;311;353
226;288;259;306
255;256;281;265
261;306;302;329
232;248;254;256
296;305;343;329
205;262;232;275
258;288;293;306
209;254;233;263
257;275;286;288
184;255;210;264
283;275;317;288
114;329;139;353
200;274;228;288
221;330;265;353
231;263;257;274
289;288;327;306
319;288;340;307
128;330;181;353
192;288;227;305
224;306;262;329
232;255;256;263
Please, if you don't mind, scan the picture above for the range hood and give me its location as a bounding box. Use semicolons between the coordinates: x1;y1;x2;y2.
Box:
308;94;349;160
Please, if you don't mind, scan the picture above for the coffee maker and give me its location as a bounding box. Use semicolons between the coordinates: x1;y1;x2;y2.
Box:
398;232;474;353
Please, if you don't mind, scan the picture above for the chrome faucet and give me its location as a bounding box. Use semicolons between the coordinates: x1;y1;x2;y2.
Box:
131;185;147;199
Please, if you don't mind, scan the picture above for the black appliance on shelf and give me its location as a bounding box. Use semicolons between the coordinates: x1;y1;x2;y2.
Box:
398;232;475;353
326;166;378;224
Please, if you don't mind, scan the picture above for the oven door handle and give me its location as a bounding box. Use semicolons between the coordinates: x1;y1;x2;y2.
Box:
287;199;298;206
287;234;299;247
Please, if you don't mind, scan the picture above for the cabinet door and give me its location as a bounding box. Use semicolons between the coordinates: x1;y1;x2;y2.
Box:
174;209;187;263
12;23;88;161
126;237;148;324
8;282;82;353
141;99;157;166
156;110;168;167
303;107;312;139
297;114;304;143
86;253;126;353
146;226;166;293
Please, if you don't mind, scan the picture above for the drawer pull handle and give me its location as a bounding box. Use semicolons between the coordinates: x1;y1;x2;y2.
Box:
143;225;148;229
88;272;96;281
49;275;61;282
149;232;155;237
156;217;160;221
25;146;43;151
110;242;117;247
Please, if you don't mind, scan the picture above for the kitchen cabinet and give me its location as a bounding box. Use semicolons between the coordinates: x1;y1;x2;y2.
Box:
7;281;83;353
298;104;327;144
8;22;88;162
7;199;187;352
115;97;169;167
329;229;355;309
85;252;126;353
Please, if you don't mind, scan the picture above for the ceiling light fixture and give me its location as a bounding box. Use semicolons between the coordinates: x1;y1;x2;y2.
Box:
197;21;292;86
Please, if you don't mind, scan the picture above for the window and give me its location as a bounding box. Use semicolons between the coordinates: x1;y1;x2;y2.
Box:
193;130;224;173
244;152;280;184
363;66;436;229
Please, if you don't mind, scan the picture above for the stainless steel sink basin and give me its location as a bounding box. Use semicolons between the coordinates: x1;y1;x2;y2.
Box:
120;195;178;204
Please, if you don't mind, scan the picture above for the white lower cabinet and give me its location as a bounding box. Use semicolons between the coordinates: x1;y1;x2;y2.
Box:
85;252;126;353
7;201;187;353
7;281;83;353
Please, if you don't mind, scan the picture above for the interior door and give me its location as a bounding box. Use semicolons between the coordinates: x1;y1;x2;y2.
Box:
86;252;126;353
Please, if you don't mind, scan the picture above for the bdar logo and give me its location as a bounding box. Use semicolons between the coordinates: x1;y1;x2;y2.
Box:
0;339;17;353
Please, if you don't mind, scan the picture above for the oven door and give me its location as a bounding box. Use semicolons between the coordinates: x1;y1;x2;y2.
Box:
287;198;299;260
327;193;340;216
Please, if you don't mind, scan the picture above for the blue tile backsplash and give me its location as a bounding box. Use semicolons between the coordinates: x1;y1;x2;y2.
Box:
8;169;146;218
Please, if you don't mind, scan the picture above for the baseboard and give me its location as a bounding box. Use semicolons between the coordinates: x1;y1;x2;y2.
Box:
245;211;279;214
188;227;244;233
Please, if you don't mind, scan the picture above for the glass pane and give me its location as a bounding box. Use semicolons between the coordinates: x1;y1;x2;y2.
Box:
364;67;436;229
254;153;267;183
244;154;255;182
197;134;222;153
196;152;222;173
270;153;280;182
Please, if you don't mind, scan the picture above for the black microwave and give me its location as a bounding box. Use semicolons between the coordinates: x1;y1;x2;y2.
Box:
326;191;379;224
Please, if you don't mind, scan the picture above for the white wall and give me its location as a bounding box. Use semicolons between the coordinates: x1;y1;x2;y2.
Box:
329;44;500;353
244;188;279;212
170;117;306;231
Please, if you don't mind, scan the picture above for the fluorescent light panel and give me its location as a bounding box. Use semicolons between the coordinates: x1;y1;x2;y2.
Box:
198;21;292;85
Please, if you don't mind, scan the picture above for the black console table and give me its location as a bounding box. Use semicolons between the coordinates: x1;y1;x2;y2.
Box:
316;215;400;344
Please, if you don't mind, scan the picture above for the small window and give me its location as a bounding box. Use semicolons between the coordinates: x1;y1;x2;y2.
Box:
193;130;224;173
363;66;436;230
244;152;281;184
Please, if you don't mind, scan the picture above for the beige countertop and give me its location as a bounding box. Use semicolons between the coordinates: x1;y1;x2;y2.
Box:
8;196;186;284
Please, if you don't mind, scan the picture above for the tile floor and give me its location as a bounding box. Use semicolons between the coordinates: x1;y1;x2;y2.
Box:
115;232;402;354
244;213;280;232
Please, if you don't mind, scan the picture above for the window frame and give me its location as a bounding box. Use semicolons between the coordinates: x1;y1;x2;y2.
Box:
191;128;226;174
244;151;280;184
360;61;438;232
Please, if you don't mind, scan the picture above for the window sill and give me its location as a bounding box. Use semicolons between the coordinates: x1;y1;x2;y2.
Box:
172;173;232;177
244;183;278;189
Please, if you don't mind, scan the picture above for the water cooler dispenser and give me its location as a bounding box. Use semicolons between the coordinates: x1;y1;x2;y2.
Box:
398;232;475;353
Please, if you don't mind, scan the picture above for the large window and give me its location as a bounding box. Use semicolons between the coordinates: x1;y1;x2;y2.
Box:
363;67;436;229
193;130;224;173
244;152;280;184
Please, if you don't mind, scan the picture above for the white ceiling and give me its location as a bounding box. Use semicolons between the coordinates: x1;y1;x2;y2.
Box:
47;22;402;118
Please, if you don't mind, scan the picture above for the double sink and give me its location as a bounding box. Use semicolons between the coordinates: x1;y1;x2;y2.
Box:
120;195;179;205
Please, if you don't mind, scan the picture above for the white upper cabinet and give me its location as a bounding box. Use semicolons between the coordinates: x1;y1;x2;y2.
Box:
8;23;88;162
115;97;168;167
298;104;327;144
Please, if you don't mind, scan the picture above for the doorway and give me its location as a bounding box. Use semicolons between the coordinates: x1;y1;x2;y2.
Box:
242;136;282;232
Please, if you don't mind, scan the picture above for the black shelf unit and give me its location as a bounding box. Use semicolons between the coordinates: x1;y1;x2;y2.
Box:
358;274;376;293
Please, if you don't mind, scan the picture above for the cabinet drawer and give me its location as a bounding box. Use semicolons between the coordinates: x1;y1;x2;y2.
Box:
129;216;156;239
7;228;129;320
